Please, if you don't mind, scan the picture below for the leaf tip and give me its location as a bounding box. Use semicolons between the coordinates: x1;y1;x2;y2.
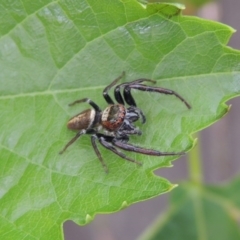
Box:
170;184;178;191
227;104;232;112
229;26;237;34
85;214;93;224
121;201;129;209
137;1;185;16
192;137;198;147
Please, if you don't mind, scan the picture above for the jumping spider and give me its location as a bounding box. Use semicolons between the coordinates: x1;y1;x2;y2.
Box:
60;72;191;173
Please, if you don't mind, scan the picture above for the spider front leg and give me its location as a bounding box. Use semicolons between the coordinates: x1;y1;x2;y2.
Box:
128;83;191;109
112;138;185;156
103;71;125;104
115;78;156;106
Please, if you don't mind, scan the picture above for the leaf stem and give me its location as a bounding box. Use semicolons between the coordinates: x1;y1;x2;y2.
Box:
188;133;203;185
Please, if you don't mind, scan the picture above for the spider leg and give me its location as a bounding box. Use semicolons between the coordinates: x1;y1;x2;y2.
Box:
59;129;87;154
103;71;125;104
112;139;185;156
128;84;191;109
114;84;125;105
68;98;101;112
114;78;156;106
91;135;109;173
122;78;156;85
97;134;142;166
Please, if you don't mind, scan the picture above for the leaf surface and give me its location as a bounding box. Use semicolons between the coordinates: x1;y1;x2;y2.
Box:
0;0;240;239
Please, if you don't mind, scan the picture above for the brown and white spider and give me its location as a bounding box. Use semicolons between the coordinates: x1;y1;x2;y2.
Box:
59;72;191;172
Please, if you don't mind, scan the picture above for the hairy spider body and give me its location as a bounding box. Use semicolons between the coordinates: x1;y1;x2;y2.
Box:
60;72;191;173
101;104;126;131
67;109;96;130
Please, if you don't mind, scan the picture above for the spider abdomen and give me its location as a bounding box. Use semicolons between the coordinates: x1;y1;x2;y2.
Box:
101;104;126;131
67;109;95;130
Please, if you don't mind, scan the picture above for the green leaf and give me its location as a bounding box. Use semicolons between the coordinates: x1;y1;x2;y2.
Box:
0;0;239;239
147;0;213;8
139;178;240;240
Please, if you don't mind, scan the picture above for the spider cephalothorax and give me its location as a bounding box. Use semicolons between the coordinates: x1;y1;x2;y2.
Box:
60;72;191;172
